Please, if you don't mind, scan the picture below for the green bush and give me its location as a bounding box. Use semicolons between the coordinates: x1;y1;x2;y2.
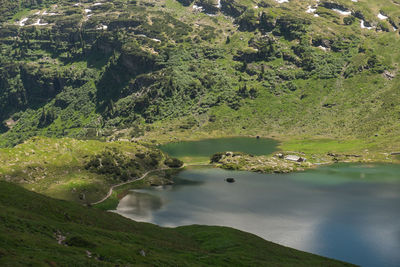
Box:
210;152;224;163
65;236;96;248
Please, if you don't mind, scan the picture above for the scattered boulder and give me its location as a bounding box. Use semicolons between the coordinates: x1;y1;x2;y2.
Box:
79;192;86;201
383;70;395;80
344;154;361;158
322;103;336;108
284;155;306;162
225;177;235;183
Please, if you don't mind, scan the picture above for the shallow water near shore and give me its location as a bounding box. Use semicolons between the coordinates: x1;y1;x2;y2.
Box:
158;137;278;162
115;163;400;267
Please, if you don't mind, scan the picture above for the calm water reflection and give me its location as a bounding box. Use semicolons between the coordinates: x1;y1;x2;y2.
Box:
115;164;400;267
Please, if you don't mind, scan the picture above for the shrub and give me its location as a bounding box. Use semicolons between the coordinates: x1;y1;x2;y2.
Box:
210;152;225;163
65;236;96;248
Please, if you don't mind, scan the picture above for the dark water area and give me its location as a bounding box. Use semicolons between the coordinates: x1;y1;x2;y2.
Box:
159;137;278;159
115;164;400;267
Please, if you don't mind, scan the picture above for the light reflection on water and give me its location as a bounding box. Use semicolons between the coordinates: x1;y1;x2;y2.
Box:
115;164;400;267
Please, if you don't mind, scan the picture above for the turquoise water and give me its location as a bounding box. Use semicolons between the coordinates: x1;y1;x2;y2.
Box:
159;137;278;159
115;163;400;267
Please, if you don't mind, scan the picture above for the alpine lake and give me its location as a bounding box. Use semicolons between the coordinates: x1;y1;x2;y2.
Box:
114;137;400;267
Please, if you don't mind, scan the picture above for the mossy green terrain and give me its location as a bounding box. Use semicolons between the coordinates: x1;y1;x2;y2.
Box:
0;136;175;204
0;0;399;265
0;0;399;147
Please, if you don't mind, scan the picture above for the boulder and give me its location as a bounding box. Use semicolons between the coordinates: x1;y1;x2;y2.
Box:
284;155;306;162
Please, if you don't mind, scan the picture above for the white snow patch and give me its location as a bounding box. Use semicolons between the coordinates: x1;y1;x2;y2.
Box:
318;45;328;51
151;38;161;42
361;20;373;30
351;0;358;2
96;24;108;30
193;5;203;12
377;13;388;20
306;6;317;14
85;9;92;13
33;19;48;26
275;0;289;3
93;3;103;6
332;8;351;16
19;18;28;26
42;11;56;16
217;0;221;9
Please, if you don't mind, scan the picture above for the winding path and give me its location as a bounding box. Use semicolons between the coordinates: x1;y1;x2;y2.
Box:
91;167;173;205
91;163;211;205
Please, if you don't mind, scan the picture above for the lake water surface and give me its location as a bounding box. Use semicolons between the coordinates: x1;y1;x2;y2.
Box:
116;138;400;267
158;137;278;161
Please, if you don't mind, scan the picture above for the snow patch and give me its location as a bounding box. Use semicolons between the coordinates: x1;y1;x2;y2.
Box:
377;13;388;20
19;18;28;26
332;8;351;16
42;11;57;16
96;24;108;30
318;45;328;51
306;6;316;14
275;0;289;3
193;5;203;12
33;19;48;26
360;20;373;30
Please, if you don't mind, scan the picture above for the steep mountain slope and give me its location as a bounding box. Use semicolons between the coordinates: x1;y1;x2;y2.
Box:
0;181;353;266
0;0;399;147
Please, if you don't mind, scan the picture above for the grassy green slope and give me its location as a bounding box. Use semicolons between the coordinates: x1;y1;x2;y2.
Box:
0;0;399;147
0;181;353;266
0;136;173;204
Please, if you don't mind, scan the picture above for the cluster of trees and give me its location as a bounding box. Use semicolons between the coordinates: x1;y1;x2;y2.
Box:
85;148;160;182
